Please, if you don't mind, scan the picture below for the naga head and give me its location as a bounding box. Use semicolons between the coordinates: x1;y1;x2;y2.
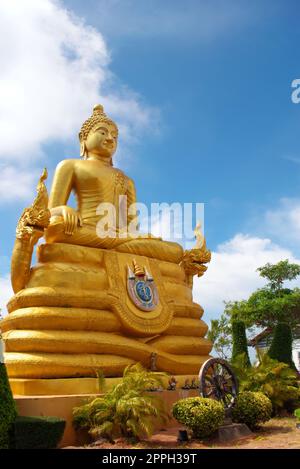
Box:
16;168;51;241
180;243;212;278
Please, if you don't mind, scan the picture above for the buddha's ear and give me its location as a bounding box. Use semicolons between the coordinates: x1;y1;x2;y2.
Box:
80;141;87;159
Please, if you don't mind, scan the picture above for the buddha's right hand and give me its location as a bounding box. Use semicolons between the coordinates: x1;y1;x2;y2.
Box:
50;206;83;235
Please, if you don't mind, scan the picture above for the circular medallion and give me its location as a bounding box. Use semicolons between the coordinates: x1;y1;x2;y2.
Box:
134;280;153;303
126;261;159;312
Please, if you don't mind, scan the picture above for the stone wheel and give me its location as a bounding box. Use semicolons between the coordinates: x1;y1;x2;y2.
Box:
199;358;238;410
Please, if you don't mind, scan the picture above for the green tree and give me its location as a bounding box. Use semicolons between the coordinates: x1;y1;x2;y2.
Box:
224;260;300;333
257;260;300;292
268;322;295;368
231;320;251;367
207;314;231;360
209;260;300;362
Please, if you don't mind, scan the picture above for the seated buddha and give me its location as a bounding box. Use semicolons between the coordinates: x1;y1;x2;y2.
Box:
1;105;212;394
45;104;183;264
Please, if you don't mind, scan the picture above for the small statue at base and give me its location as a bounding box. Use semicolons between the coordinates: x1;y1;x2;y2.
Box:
190;378;199;389
150;352;157;371
167;376;177;391
182;379;191;390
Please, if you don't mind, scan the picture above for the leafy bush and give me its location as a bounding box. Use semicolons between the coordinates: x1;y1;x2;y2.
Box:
0;363;17;449
172;397;225;439
232;391;272;430
232;353;300;413
294;408;300;421
13;416;66;449
231;321;251;367
73;363;169;442
172;397;201;424
268;323;296;369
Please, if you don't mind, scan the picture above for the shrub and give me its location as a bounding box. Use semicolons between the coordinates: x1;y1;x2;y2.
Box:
231;321;251;367
232;391;272;430
294;408;300;421
0;363;17;449
73;363;169;442
268;323;295;369
172;397;201;424
231;353;300;413
172;397;225;439
13;416;66;449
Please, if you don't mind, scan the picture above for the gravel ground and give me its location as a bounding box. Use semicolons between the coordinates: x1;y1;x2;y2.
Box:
64;417;300;449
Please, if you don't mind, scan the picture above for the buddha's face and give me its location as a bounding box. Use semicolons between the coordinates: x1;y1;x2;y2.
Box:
84;122;118;159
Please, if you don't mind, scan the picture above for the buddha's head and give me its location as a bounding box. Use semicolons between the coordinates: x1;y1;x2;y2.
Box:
79;104;118;164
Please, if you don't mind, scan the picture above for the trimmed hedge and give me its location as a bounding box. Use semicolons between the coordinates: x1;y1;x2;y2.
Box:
268;323;295;369
231;320;251;367
172;397;225;439
13;416;66;449
232;391;272;430
0;363;17;449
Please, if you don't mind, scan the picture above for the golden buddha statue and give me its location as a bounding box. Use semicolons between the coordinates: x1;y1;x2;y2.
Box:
46;105;183;263
1;105;212;395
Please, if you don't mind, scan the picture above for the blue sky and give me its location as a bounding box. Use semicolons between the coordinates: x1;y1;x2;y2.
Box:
1;0;300;324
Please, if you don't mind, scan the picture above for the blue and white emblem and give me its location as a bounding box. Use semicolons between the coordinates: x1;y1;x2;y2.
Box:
127;259;159;311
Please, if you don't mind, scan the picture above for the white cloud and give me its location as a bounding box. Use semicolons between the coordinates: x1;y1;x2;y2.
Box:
0;166;38;202
0;0;108;160
196;198;300;321
262;198;300;249
0;274;12;317
0;0;158;201
193;234;300;320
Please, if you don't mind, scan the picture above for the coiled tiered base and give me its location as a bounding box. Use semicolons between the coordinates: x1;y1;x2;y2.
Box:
1;242;212;392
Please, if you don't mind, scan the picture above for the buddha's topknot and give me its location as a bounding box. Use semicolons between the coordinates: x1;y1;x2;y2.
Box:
79;104;118;142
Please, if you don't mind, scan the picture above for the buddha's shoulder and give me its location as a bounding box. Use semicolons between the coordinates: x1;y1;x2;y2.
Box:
55;159;97;174
55;158;78;170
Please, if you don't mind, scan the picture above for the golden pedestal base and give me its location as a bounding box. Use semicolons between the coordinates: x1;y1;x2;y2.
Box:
3;243;212;382
10;375;199;396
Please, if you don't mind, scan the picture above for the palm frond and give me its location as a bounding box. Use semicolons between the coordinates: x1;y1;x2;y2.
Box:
73;362;169;441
